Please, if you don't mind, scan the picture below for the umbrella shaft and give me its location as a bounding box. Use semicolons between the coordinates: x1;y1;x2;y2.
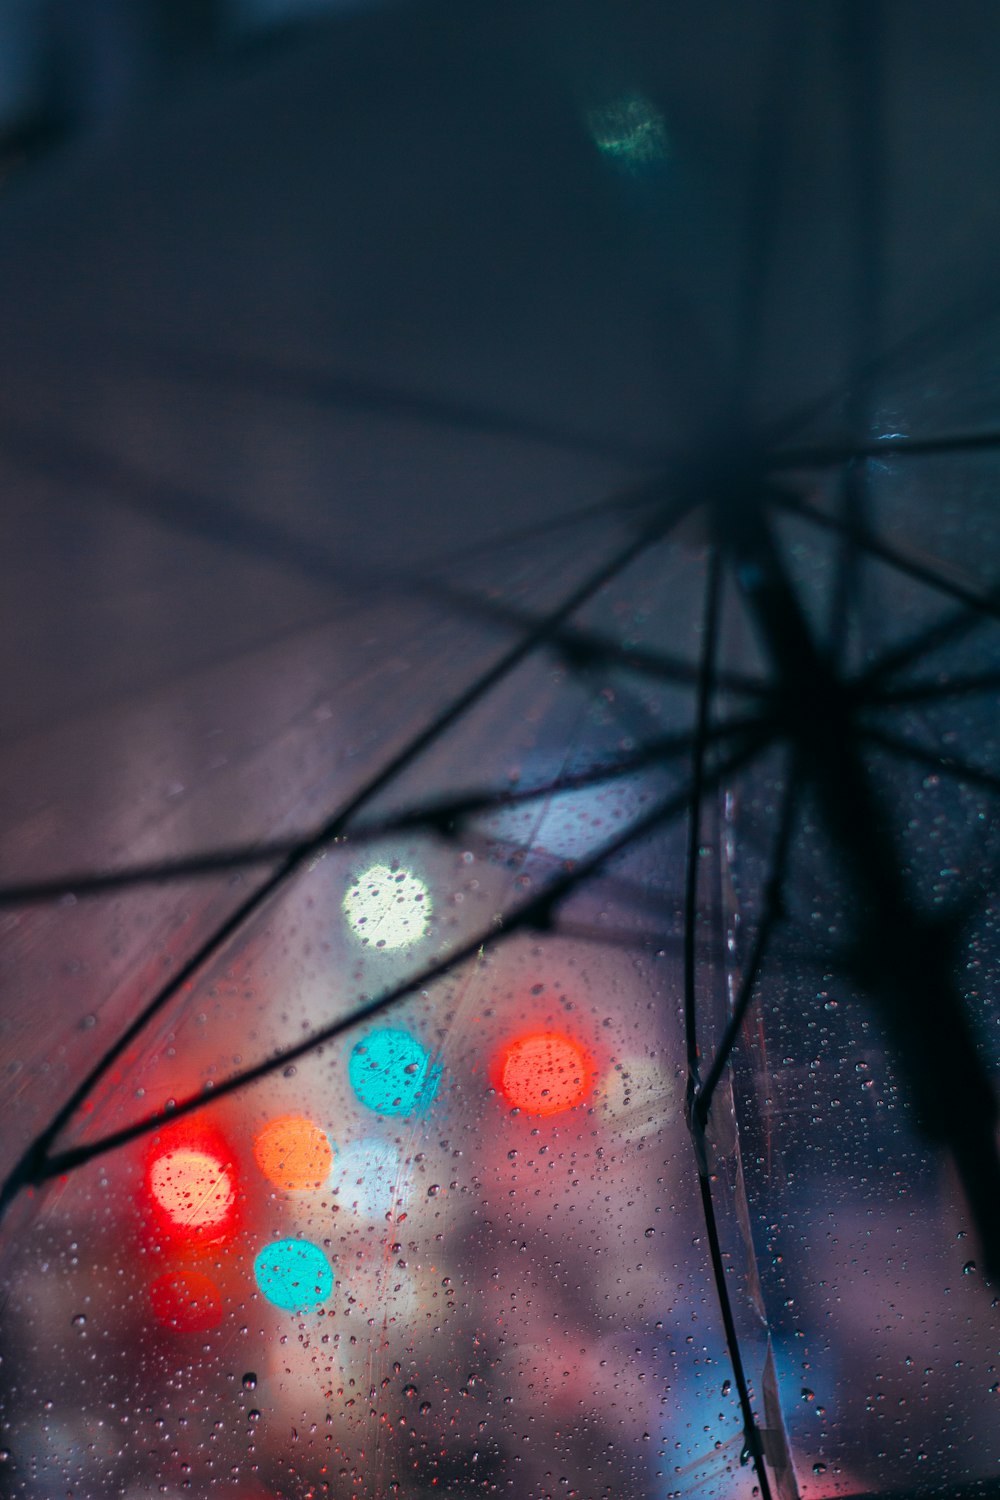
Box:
726;497;997;1167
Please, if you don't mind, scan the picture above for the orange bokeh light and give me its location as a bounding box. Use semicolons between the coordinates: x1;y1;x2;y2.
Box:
145;1126;238;1244
253;1114;333;1191
494;1031;593;1116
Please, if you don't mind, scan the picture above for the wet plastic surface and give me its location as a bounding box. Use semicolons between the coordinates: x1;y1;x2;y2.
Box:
4;5;1000;1499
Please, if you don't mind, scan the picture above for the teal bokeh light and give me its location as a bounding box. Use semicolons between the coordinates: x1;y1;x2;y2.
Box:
586;91;670;171
253;1238;333;1311
348;1028;440;1117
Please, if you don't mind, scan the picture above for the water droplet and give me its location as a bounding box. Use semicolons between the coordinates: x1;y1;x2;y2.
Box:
283;1065;297;1079
721;1380;732;1397
812;1463;827;1476
248;1410;261;1423
419;1401;432;1414
800;1388;815;1403
71;1313;86;1327
644;1228;655;1238
963;1260;977;1276
403;1385;418;1399
427;1184;441;1197
242;1373;257;1392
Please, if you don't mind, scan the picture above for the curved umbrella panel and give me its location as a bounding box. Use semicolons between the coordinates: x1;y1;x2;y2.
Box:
0;509;647;1182
0;542;748;1500
715;501;1000;1495
3;3;1000;1500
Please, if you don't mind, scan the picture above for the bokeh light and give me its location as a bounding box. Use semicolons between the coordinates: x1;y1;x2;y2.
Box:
329;1138;401;1218
586;91;670;169
348;1027;440;1116
342;862;431;949
149;1269;223;1333
253;1238;333;1311
253;1115;333;1191
145;1128;238;1243
494;1031;593;1115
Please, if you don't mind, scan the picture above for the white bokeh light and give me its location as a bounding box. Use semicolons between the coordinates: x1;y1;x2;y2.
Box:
342;862;431;949
328;1139;403;1219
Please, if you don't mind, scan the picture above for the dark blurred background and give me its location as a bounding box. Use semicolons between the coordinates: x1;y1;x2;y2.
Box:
0;0;381;177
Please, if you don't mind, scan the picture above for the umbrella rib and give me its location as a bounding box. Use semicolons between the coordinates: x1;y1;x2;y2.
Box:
0;402;709;686
0;718;759;908
729;498;1000;1279
679;548;775;1500
770;491;1000;623
422;490;649;569
693;760;799;1129
864;669;1000;707
0;500;699;1211
826;461;868;668
475;837;696;926
770;427;1000;470
861;725;1000;799
683;547;723;1091
759;270;1000;454
696;1176;774;1500
0;403;666;610
552;922;703;956
855;603;988;693
0;597;368;758
0;403;371;596
111;343;651;468
32;727;774;1187
422;580;769;698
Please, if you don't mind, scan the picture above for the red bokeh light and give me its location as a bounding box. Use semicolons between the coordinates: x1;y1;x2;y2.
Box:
149;1269;223;1333
493;1031;593;1115
144;1123;239;1246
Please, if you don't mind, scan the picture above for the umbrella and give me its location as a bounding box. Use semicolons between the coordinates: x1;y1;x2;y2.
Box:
2;2;1000;1497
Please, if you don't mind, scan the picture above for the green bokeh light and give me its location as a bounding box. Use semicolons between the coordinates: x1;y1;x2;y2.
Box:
586;92;670;170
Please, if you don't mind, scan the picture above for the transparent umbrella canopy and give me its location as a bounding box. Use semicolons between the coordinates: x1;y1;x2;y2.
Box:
2;3;1000;1499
